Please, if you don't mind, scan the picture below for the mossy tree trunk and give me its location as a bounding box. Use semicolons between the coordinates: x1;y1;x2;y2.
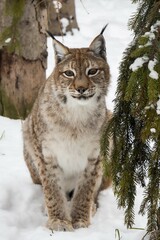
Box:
0;0;48;119
0;0;79;119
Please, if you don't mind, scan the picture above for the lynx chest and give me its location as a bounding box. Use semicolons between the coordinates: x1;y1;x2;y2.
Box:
42;127;100;177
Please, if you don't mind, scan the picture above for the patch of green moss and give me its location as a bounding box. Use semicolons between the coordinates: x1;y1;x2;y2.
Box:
0;0;25;53
5;0;25;23
0;88;33;119
0;88;19;118
138;36;149;45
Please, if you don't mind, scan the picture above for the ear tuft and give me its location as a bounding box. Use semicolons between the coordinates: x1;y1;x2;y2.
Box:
46;30;56;40
47;30;69;64
100;24;108;35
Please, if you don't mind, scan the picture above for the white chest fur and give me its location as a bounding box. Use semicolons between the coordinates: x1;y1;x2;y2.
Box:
43;130;99;178
41;94;104;192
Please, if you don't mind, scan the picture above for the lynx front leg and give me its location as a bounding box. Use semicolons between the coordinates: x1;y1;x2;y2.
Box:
24;146;41;185
37;154;73;231
71;157;102;229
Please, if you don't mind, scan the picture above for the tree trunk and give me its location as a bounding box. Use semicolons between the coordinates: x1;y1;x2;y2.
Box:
48;0;79;35
0;0;48;119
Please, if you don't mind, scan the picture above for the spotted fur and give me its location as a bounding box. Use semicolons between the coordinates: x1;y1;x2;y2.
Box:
23;30;111;231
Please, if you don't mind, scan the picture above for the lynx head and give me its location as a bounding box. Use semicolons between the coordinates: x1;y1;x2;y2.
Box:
47;26;110;106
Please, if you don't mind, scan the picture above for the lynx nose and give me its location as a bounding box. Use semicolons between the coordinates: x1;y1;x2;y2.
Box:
77;87;87;94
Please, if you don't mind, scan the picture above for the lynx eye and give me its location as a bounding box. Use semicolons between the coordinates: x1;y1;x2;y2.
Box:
87;68;99;77
63;70;75;78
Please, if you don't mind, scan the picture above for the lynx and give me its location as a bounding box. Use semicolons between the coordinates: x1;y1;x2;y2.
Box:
23;26;111;231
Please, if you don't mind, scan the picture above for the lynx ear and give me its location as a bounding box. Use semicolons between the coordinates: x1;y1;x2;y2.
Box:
89;24;108;60
47;30;69;63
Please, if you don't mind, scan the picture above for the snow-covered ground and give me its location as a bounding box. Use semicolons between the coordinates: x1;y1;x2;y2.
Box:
0;1;148;240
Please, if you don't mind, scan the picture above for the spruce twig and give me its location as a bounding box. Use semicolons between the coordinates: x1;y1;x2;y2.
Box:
101;0;160;234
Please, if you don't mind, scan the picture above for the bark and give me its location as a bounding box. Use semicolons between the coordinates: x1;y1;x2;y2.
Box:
0;49;46;118
0;0;48;119
48;0;79;35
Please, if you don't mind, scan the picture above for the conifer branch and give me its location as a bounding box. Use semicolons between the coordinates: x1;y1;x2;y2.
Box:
101;0;160;234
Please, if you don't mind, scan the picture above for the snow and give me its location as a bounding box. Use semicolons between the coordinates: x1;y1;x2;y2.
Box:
52;0;62;13
145;104;155;111
5;38;11;43
157;97;160;115
129;26;159;77
142;20;160;48
0;1;148;240
148;59;158;80
150;128;156;133
61;18;69;34
144;32;155;41
150;20;160;32
129;56;149;72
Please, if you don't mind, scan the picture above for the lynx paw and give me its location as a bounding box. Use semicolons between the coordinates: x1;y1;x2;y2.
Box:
72;220;89;229
47;219;74;232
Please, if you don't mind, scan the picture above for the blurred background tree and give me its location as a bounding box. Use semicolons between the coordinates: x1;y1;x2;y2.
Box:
48;0;79;35
101;0;160;239
0;0;78;119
